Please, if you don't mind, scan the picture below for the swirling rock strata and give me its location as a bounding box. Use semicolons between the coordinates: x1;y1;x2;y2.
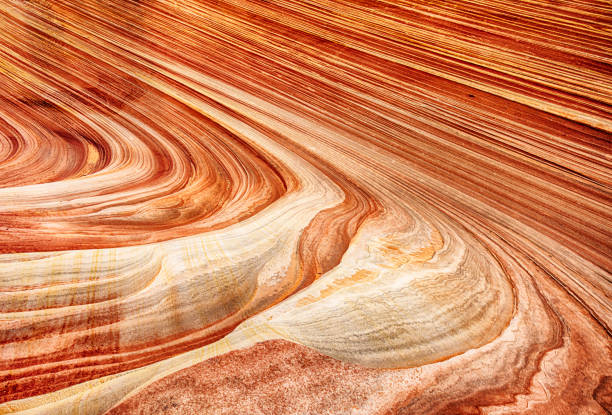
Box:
0;0;610;414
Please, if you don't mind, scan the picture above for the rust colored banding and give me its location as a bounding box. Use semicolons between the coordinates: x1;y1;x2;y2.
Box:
0;0;610;412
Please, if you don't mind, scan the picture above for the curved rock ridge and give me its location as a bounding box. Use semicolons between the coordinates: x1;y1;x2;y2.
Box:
0;0;610;414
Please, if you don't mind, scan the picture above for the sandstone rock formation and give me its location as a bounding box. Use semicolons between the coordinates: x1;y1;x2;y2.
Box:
0;0;610;414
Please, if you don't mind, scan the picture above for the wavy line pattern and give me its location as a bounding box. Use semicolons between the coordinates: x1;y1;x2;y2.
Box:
0;0;610;414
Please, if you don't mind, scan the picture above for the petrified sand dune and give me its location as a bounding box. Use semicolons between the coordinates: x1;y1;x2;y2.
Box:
0;0;610;414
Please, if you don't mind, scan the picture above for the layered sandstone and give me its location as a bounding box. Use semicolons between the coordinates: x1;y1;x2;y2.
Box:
0;0;610;414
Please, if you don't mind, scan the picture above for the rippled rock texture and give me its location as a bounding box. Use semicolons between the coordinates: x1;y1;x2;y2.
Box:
0;0;610;414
